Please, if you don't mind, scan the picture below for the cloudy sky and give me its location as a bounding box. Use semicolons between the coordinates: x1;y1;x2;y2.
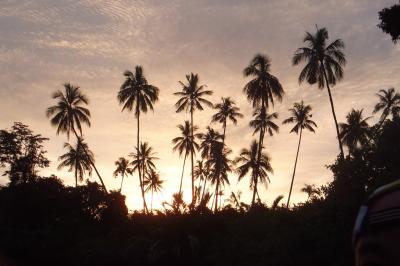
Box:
0;0;399;210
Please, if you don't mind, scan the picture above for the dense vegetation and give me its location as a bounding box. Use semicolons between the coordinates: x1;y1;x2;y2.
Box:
0;22;399;265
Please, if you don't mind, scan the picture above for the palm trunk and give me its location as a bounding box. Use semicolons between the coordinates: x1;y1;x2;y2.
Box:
74;165;78;187
151;189;153;212
253;100;266;205
214;180;219;212
120;173;124;192
72;128;107;193
201;178;207;203
190;110;195;204
222;119;227;146
287;128;302;208
179;153;187;194
321;62;345;160
136;107;148;213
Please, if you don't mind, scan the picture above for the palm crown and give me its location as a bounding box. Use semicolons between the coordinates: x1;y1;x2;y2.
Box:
172;121;201;157
46;83;90;138
212;97;243;126
199;127;223;159
339;109;371;153
117;66;159;116
130;142;158;175
250;109;279;137
283;101;317;134
243;54;284;108
293;27;346;88
373;88;400;122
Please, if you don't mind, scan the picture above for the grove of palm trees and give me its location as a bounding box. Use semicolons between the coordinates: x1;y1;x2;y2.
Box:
1;4;399;265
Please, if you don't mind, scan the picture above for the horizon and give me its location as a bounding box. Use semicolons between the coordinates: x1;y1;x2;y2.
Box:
1;0;399;211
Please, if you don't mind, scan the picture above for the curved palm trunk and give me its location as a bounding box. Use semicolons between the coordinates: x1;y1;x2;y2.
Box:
321;62;345;160
120;173;125;192
222;119;227;146
72;128;107;193
179;153;187;194
190;110;195;204
287;128;302;208
136;111;148;213
74;165;78;187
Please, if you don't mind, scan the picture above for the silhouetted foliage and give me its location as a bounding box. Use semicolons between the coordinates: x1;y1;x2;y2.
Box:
378;2;400;43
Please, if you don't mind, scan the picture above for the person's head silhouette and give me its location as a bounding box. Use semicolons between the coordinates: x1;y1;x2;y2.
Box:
353;180;400;266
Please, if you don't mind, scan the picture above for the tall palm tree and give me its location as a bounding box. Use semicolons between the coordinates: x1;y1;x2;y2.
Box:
174;73;213;202
301;183;320;201
58;139;94;187
172;121;201;194
235;140;273;206
143;168;164;212
293;27;346;159
117;66;159;211
243;54;283;194
206;141;232;212
211;97;243;145
113;157;132;192
47;83;107;192
339;109;371;155
282;101;317;208
199;127;223;159
130;141;158;212
373;87;400;127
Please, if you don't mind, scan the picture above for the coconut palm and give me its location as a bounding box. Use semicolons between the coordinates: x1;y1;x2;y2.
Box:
117;66;159;211
143;168;164;212
235;140;273;206
373;87;400;127
243;54;283;189
211;97;243;145
339;109;372;154
301;184;320;201
130;142;158;212
271;195;284;210
113;157;132;192
206;141;232;212
293;27;346;159
172;121;201;194
250;108;279;140
283;101;317;208
58;139;93;187
199;127;223;159
174;73;213;202
47;83;107;192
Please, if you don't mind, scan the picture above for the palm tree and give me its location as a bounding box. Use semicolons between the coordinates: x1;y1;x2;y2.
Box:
206;141;232;212
143;168;164;212
211;97;243;145
172;121;201;194
117;66;159;211
235;140;273;206
373;88;400;127
250;108;279;140
243;54;283;193
293;27;346;159
282;101;317;208
199;127;223;159
58;139;94;187
174;73;213;202
47;83;107;192
301;184;320;201
130;142;158;212
339;109;371;155
271;195;284;210
194;159;210;201
113;157;132;192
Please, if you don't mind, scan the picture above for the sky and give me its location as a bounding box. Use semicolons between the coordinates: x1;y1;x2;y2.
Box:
0;0;399;211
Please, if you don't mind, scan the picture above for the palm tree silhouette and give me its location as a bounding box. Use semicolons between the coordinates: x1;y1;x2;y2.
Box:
172;121;201;194
250;108;279;140
130;141;158;212
58;139;94;187
339;109;371;155
301;184;320;201
206;141;232;212
194;159;210;202
243;54;283;203
282;101;317;207
235;140;273;206
293;27;346;159
199;127;223;159
174;73;213;202
47;83;107;192
211;97;243;145
113;157;132;192
143;168;164;212
373;88;400;128
117;66;159;212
